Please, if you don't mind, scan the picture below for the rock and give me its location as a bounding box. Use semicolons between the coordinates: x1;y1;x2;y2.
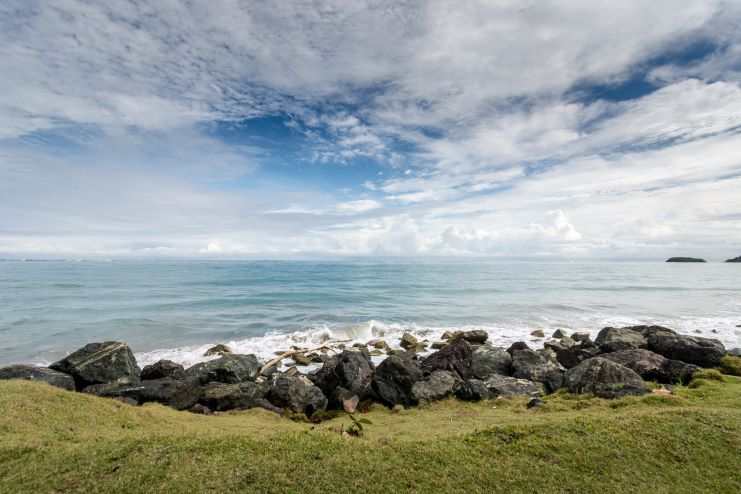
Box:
200;381;266;411
594;327;647;353
666;257;706;262
265;375;327;416
728;348;741;357
563;357;645;396
188;403;212;415
431;341;448;350
327;387;356;410
367;339;390;350
527;397;543;409
595;388;651;399
83;377;201;410
243;398;283;415
530;330;545;338
441;330;456;340
544;369;564;393
313;349;374;397
470;346;512;379
556;341;602;369
601;348;699;384
185;354;260;384
371;354;423;407
291;353;312;366
411;370;458;402
369;349;383;356
451;330;488;344
419;338;473;380
506;341;530;355
400;333;419;350
647;333;725;368
203;344;232;357
140;360;185;381
552;329;567;339
511;349;563;384
455;379;491;401
725;256;741;263
0;364;75;391
570;332;590;342
50;342;141;390
484;375;544;397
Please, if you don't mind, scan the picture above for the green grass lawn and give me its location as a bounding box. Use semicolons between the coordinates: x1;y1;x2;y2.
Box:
1;375;740;493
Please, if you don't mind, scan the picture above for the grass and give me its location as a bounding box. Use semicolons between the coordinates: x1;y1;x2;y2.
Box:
1;377;740;493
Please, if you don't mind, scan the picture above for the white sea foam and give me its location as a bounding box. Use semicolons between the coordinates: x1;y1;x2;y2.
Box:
134;316;741;370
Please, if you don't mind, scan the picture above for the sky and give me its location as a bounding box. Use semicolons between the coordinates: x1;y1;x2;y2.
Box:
1;1;740;259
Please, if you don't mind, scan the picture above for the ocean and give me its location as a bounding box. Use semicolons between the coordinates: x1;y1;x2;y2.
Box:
0;259;739;368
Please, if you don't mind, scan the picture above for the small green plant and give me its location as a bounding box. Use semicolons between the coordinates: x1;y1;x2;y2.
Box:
340;395;372;437
718;355;741;376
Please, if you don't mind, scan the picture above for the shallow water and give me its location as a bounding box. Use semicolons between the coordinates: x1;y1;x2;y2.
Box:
0;259;739;367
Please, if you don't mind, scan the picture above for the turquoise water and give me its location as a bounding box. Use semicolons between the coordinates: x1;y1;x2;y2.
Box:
0;259;739;367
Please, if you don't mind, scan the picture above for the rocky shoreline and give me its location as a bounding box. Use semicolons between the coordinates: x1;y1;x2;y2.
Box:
1;326;738;418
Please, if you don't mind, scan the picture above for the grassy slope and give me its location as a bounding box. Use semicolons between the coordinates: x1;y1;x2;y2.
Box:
1;377;740;494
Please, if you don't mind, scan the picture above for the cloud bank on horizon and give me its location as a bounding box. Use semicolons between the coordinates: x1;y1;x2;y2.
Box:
1;0;740;258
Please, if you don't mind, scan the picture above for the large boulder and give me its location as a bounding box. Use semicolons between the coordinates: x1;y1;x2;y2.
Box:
200;381;266;411
140;359;185;381
0;364;75;391
556;341;602;369
83;377;201;410
411;370;459;402
420;338;472;379
455;379;491;401
265;375;327;416
594;327;647;353
506;341;530;355
470;346;512;379
185;354;260;384
563;357;645;396
601;348;699;384
50;342;141;390
451;330;489;344
647;333;725;368
371;354;423;407
511;349;562;384
312;349;374;397
484;375;544;397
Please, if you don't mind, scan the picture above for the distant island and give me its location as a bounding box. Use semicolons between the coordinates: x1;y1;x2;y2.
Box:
726;256;741;263
666;257;706;262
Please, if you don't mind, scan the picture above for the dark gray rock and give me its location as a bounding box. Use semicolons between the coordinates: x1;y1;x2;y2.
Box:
327;386;356;410
470;345;512;379
185;354;260;384
371;354;423;407
411;370;459;402
570;332;591;342
527;397;544;409
563;357;645;395
83;377;201;410
728;348;741;357
455;379;491;401
594;327;647;353
552;329;567;339
204;344;232;357
543;369;564;393
265;375;327;416
50;342;141;390
484;375;544;397
200;381;266;411
313;349;374;397
647;333;725;368
506;341;530;355
188;403;212;415
601;348;699;384
243;398;283;415
556;342;602;369
420;338;472;379
511;349;563;384
0;364;75;391
140;359;185;381
451;330;488;344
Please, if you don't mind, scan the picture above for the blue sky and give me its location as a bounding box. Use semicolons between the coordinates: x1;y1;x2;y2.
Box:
1;1;740;258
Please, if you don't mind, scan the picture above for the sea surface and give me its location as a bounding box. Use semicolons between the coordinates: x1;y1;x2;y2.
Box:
0;259;739;368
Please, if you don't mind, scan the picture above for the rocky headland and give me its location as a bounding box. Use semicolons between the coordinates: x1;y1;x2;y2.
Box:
666;257;706;262
726;256;741;263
